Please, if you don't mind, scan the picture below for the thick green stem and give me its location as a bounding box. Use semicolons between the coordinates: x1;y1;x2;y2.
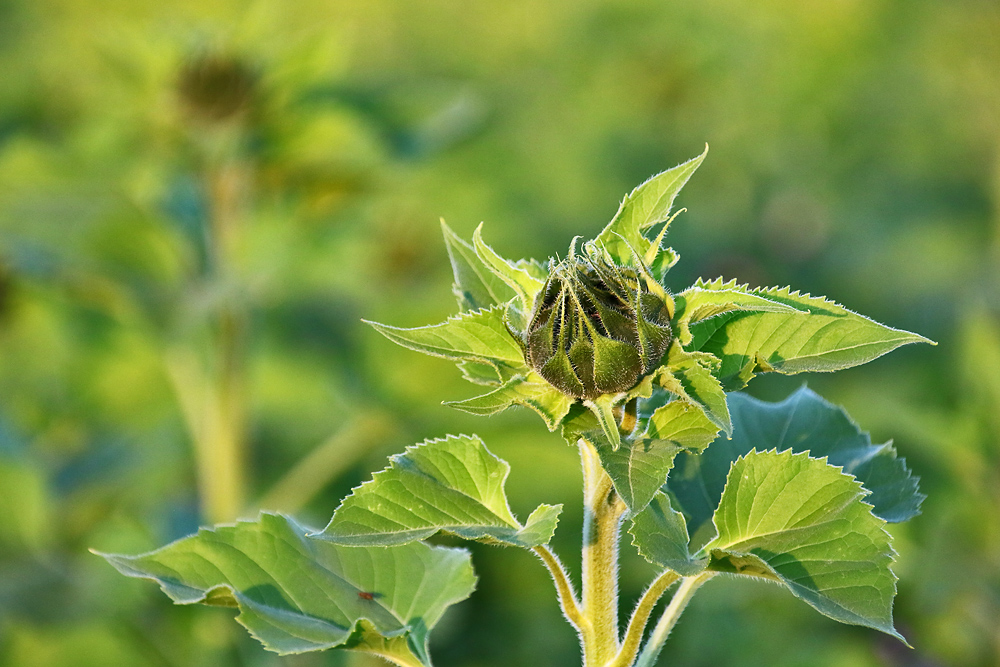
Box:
579;439;627;667
634;573;714;667
609;570;681;667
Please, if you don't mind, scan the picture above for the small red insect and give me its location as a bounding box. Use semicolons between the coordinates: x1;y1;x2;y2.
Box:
358;591;375;600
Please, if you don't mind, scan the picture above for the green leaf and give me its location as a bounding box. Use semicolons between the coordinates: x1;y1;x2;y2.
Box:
366;306;527;372
316;435;561;548
444;372;576;431
688;284;934;391
629;491;707;576
572;399;719;515
673;279;804;346
95;513;475;663
472;224;545;325
595;146;708;267
441;220;515;312
659;342;731;435
705;450;905;642
669;387;923;546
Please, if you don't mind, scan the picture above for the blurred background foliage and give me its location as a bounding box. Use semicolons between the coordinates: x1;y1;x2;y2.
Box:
0;0;997;665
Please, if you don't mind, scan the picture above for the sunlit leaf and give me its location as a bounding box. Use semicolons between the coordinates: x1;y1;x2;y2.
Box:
595;146;707;268
659;342;731;435
365;306;527;372
444;372;575;430
95;513;476;663
673;279;804;346
316;434;561;548
441;220;514;312
705;450;905;642
687;283;934;390
472;224;544;326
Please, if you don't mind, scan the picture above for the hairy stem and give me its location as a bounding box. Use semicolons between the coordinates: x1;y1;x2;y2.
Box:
634;572;714;667
609;570;681;667
533;545;586;633
579;439;627;666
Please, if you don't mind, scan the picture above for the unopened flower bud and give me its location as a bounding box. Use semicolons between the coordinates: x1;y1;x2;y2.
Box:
524;246;672;399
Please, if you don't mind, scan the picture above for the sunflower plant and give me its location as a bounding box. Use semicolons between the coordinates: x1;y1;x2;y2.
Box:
97;148;931;667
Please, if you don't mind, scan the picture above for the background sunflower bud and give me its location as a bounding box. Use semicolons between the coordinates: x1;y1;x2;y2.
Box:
524;245;672;399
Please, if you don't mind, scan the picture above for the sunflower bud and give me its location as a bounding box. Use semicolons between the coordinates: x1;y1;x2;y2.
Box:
524;245;672;399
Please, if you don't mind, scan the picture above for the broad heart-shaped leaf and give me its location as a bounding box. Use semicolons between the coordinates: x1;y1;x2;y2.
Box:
316;434;561;548
595;146;707;268
669;387;924;548
441;220;515;312
629;491;708;576
687;283;933;391
565;398;719;515
365;306;528;380
444;372;575;431
673;279;804;346
95;513;476;663
704;450;905;642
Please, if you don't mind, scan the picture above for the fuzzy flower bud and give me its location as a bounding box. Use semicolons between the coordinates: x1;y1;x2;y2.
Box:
523;244;672;399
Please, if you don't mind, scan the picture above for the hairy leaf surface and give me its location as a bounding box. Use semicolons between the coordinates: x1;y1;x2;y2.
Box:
687;282;932;390
366;306;526;371
595;146;708;268
444;373;575;430
96;513;475;663
441;220;514;312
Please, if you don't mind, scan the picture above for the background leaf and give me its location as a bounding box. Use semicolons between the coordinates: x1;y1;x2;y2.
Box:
669;387;923;546
317;434;561;548
705;450;904;642
96;513;476;662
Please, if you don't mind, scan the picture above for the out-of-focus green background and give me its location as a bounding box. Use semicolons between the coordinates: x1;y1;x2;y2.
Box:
0;1;997;666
